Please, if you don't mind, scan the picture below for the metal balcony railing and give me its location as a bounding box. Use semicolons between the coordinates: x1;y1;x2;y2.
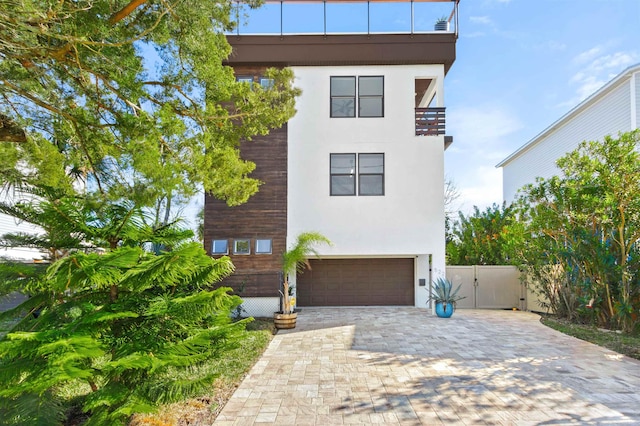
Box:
230;0;459;37
415;107;445;136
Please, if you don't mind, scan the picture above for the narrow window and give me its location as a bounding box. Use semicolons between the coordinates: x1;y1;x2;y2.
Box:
330;76;356;117
330;154;356;196
255;239;272;254
233;239;251;255
359;153;384;196
211;239;229;255
358;76;384;117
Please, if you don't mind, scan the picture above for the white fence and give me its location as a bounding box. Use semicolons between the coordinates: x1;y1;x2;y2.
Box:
446;265;530;311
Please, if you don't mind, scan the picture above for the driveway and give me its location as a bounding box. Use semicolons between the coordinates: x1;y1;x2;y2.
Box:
214;307;640;425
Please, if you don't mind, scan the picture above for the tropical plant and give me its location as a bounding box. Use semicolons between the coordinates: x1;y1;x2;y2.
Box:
515;130;640;332
428;277;465;306
280;232;331;314
446;202;524;265
0;240;242;425
0;0;300;223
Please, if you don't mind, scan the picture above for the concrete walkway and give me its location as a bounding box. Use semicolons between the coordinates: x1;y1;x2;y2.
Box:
214;308;640;425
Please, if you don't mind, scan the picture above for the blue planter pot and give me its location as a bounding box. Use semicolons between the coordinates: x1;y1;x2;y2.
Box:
435;302;454;318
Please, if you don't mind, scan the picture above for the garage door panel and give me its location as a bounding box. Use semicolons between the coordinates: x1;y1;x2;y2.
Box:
297;258;414;306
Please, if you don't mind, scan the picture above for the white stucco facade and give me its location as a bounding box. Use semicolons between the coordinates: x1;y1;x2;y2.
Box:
286;64;448;308
498;64;640;203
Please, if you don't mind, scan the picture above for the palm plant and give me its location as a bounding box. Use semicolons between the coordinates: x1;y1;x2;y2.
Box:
280;232;331;314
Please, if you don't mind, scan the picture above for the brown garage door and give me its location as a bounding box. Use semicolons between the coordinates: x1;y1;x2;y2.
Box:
296;258;414;306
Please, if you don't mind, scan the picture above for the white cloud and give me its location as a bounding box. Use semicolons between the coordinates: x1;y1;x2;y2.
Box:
562;49;639;105
470;16;492;25
448;105;522;158
446;105;522;213
573;46;603;64
458;167;503;214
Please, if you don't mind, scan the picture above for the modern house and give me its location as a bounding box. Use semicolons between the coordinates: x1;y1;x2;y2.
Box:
204;0;459;317
498;63;640;203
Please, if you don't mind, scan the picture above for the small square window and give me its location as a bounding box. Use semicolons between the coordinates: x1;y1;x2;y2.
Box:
211;239;228;255
259;78;274;89
255;239;272;254
236;76;253;86
233;239;251;255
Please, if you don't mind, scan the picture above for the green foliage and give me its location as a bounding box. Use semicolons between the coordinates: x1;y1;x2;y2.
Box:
0;0;300;216
446;203;524;265
516;130;640;332
427;277;465;305
0;241;243;425
281;232;331;314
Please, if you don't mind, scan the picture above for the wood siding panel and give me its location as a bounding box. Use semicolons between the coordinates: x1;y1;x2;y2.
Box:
204;125;287;298
503;82;632;202
297;258;414;306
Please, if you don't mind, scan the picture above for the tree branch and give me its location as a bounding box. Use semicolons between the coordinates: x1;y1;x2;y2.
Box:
109;0;148;24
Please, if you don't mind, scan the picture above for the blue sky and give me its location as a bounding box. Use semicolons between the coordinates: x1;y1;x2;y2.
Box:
445;0;639;213
226;0;639;217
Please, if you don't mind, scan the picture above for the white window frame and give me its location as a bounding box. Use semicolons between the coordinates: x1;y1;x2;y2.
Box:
255;239;273;254
233;239;251;255
211;239;229;255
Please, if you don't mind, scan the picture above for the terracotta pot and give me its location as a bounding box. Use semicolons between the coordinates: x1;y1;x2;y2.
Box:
274;312;297;329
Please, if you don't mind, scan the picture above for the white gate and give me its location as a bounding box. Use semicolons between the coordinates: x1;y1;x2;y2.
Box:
446;265;525;310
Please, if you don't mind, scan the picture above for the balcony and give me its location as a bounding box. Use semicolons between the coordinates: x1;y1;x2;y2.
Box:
415;107;445;136
230;0;459;37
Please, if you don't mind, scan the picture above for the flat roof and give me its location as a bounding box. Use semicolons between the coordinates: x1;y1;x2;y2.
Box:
225;33;457;73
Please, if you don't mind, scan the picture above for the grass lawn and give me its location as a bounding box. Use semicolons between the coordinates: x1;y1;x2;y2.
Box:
541;316;640;361
129;318;276;426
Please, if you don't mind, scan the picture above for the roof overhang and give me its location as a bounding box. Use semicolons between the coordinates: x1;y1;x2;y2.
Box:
225;33;457;73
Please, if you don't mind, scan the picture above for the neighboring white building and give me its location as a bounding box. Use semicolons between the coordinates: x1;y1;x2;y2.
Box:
204;0;459;316
0;190;44;261
497;63;640;203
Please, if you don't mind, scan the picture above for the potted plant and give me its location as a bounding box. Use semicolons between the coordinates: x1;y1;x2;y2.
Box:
274;231;331;329
427;277;465;318
434;15;449;31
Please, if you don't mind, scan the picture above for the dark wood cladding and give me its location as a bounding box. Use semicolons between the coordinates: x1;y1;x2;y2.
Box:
297;258;415;306
225;33;457;74
204;125;287;298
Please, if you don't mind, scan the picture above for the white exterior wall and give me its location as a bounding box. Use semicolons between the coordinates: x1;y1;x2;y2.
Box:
287;65;447;308
502;78;634;203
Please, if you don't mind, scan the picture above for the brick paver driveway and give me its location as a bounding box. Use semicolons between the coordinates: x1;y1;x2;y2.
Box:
215;308;640;425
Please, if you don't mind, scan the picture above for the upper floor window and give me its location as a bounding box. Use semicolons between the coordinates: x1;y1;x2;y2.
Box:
259;78;274;89
330;77;356;117
330;153;356;195
330;76;384;118
359;153;384;195
236;76;254;86
358;77;384;117
330;153;384;196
